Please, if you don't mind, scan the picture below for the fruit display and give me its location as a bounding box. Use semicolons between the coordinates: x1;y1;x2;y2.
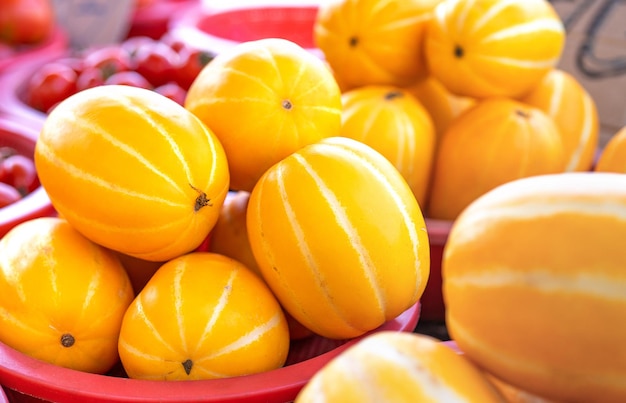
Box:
0;0;621;401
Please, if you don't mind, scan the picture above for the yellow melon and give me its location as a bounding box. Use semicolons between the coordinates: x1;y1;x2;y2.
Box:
443;171;626;402
595;125;626;173
521;69;599;172
339;85;436;206
295;331;505;402
425;0;565;99
247;137;430;340
35;85;230;262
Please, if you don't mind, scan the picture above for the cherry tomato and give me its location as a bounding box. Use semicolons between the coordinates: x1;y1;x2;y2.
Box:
1;154;38;196
76;66;105;91
154;82;187;105
104;71;153;89
82;45;134;79
0;182;22;208
26;62;78;113
176;47;215;90
133;42;180;87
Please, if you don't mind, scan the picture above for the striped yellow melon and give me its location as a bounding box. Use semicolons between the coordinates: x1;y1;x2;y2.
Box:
295;331;504;402
521;69;599;172
118;252;289;380
595;125;626;173
427;97;566;220
185;38;342;192
339;85;436;206
35;85;230;262
425;0;565;99
247;137;430;340
0;217;134;374
314;0;443;91
443;172;626;403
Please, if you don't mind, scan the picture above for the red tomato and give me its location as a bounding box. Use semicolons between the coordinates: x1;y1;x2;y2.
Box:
0;0;54;45
176;47;215;90
0;182;22;208
154;82;187;105
1;154;38;195
133;42;180;87
76;67;105;91
82;45;134;79
104;71;152;89
26;62;78;112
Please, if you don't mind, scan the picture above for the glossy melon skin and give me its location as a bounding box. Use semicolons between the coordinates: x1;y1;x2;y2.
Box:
295;331;505;402
340;85;436;206
427;97;566;220
0;217;134;374
521;69;599;172
185;38;342;192
595;125;626;173
247;137;430;340
314;0;442;91
443;172;626;403
425;0;565;99
35;85;230;262
118;252;290;381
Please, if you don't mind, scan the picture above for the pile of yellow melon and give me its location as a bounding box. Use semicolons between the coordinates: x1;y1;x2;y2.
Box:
306;0;626;402
0;0;625;401
0;17;430;387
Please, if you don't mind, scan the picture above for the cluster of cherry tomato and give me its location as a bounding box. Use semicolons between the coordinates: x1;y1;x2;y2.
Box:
0;147;39;208
24;33;215;113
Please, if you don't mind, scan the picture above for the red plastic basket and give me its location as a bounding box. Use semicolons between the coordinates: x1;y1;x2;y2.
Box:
0;303;420;403
0;119;56;239
168;4;323;58
421;218;454;322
